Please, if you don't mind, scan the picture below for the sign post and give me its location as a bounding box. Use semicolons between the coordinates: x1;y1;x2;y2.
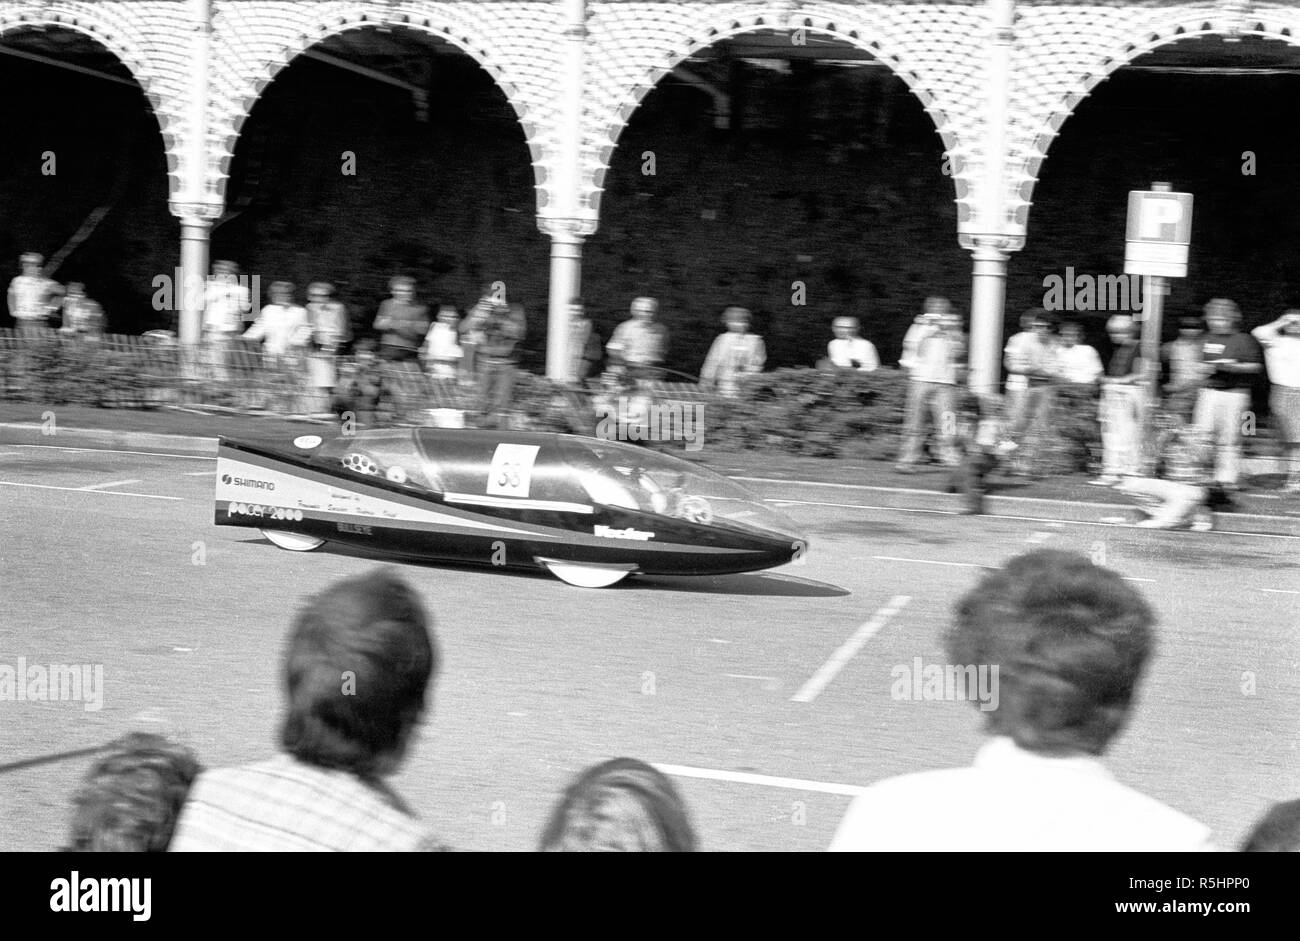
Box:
1124;183;1193;474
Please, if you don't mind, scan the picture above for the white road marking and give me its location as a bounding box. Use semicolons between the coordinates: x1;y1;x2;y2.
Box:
9;445;213;460
1027;531;1052;544
873;555;986;568
724;674;778;681
791;595;911;703
0;480;180;501
77;479;141;491
1260;588;1300;595
182;471;215;476
654;762;868;797
707;638;732;644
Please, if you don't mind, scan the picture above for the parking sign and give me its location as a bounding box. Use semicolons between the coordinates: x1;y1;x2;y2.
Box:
1124;190;1193;277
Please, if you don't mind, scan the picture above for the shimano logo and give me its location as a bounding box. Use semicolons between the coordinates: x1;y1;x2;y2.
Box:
223;474;275;491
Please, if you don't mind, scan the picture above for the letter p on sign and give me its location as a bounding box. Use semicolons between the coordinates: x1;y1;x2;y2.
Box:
1126;191;1193;243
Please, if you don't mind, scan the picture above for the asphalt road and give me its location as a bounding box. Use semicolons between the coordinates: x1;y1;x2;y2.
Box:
1;443;1297;852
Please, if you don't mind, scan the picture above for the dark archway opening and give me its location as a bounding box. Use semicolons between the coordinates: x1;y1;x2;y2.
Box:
588;30;964;373
0;27;169;331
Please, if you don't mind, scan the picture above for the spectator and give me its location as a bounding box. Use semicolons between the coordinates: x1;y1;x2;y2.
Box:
564;297;602;385
1162;315;1206;421
458;283;499;383
900;297;949;374
1251;310;1300;493
539;758;698;852
243;281;312;413
700;306;766;397
306;282;352;414
1194;298;1264;493
895;309;964;472
999;310;1059;471
830;549;1215;851
57;282;106;339
422;304;463;380
333;338;387;428
63;732;202;852
202;260;251;383
826;315;879;371
169;568;445;851
373;276;430;363
1116;420;1215;530
7;251;63;335
477;301;527;428
607;296;667;382
1056;321;1103;386
1091;314;1146;486
1240;799;1300;852
946;390;1003;515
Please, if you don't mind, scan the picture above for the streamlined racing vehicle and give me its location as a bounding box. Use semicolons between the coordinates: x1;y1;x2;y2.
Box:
214;429;808;587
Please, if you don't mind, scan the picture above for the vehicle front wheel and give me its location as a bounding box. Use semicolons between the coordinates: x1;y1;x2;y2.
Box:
540;560;630;588
261;529;327;552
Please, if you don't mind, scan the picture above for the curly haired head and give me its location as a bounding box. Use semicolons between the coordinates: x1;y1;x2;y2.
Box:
64;732;202;852
947;549;1155;756
539;758;698;852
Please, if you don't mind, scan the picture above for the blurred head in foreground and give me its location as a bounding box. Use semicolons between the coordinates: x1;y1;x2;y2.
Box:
539;757;698;852
64;732;202;852
280;567;437;779
947;549;1155;756
1241;800;1300;852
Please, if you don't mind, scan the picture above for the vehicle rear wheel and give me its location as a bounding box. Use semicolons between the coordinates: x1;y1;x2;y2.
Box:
261;529;326;552
541;561;630;588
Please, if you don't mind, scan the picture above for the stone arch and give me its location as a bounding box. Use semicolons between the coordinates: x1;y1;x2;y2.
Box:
209;8;546;206
0;7;177;182
1010;10;1300;229
585;10;971;220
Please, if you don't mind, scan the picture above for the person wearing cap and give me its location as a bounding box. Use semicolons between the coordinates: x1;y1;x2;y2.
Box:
1251;309;1300;492
701;306;766;397
896;309;964;472
606;296;667;382
373;276;430;363
1162;315;1205;422
7;252;63;335
57;283;105;339
1090;314;1147;486
244;281;312;412
999;310;1059;471
826;316;879;371
306;282;351;413
1194;298;1263;493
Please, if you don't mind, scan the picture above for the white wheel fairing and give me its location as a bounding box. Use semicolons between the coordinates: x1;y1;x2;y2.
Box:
541;561;631;588
261;529;326;552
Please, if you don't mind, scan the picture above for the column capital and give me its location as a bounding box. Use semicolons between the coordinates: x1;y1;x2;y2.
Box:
538;215;597;240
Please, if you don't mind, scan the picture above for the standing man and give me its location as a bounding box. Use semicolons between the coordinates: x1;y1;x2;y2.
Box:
305;282;351;414
1091;314;1146;486
607;296;667;382
1194;298;1263;494
1162;315;1206;423
477;301;526;428
1252;310;1300;492
202;260;251;385
1055;322;1103;387
243;281;312;413
564;298;602;385
895;309;965;473
373;276;430;363
7;252;63;335
999;310;1059;469
827;316;880;371
700;306;766;397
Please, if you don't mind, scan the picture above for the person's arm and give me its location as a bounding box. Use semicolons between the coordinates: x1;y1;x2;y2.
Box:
373;299;392;333
749;336;766;374
6;279;16;317
699;335;723;385
242;311;268;342
860;340;879;372
1085;348;1104;384
1208;335;1265;376
1251;318;1287;346
1004;334;1027;375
